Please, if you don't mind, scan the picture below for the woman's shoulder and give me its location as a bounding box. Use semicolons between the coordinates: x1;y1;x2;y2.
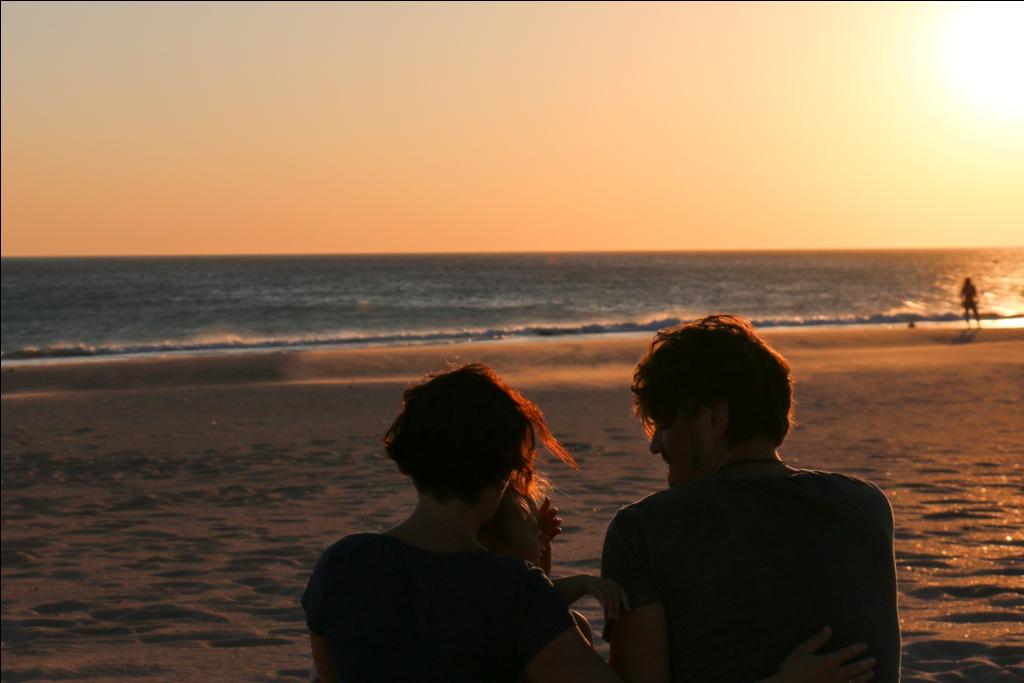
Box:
320;531;385;555
311;532;393;571
317;533;540;574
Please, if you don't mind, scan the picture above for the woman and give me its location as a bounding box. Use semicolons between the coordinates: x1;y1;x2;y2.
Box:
302;364;874;683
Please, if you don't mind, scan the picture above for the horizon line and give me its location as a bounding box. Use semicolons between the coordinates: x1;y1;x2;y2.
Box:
3;245;1023;259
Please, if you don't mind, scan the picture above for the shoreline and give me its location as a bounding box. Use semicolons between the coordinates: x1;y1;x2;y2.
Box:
3;324;1022;396
3;316;1021;369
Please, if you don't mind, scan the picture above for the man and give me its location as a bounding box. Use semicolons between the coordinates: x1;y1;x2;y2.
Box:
601;315;900;683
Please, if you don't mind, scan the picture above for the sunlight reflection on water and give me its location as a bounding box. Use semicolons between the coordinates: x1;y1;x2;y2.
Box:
984;316;1024;329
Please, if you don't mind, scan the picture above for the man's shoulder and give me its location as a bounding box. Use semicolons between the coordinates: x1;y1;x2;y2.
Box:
611;469;893;525
795;469;892;505
320;532;385;558
612;487;680;519
782;469;895;534
607;485;718;534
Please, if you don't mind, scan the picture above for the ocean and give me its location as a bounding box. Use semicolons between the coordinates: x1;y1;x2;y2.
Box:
2;249;1022;362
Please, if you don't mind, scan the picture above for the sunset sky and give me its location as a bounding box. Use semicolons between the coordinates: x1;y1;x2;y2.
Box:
2;1;1022;256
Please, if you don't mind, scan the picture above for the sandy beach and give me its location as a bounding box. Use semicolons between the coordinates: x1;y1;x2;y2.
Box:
2;326;1022;682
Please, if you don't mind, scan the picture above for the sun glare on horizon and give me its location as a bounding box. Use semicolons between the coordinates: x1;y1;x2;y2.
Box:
939;2;1024;121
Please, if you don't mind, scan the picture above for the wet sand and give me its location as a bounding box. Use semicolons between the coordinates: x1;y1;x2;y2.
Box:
2;326;1022;681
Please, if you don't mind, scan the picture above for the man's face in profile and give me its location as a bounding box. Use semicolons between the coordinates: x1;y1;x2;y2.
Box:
648;407;715;486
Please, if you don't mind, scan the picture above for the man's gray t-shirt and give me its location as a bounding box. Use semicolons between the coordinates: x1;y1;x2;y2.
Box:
602;469;900;683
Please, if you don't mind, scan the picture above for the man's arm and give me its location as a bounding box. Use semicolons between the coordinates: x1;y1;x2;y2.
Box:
551;575;630;619
608;602;670;683
601;508;668;682
310;632;337;683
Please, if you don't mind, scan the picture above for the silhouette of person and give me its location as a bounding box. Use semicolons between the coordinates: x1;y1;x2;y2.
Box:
603;315;897;683
960;278;980;328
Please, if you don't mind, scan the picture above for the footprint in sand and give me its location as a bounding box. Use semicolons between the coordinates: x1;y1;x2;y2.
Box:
31;600;91;615
908;584;1022;599
90;604;228;625
235;576;295;597
938;611;1024;623
207;636;292;648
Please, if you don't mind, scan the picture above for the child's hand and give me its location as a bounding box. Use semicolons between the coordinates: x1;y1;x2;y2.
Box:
537;497;562;543
577;575;630;621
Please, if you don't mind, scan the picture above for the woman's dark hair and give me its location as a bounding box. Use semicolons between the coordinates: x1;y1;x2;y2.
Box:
384;364;575;504
631;315;793;447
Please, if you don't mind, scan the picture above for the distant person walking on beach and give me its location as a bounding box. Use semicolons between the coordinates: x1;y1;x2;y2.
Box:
602;315;900;683
960;277;980;328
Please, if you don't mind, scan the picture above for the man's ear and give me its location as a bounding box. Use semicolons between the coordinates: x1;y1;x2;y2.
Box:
707;400;730;439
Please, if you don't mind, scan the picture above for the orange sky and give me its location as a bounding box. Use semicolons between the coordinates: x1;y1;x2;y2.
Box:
2;1;1022;256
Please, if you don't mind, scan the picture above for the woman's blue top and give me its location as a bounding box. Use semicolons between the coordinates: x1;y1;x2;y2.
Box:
303;533;573;682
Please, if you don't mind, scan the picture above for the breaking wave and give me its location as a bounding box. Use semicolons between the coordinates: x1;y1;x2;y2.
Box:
3;311;1018;362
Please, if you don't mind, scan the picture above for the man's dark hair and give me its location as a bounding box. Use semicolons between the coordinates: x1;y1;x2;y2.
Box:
631;315;793;446
384;363;574;504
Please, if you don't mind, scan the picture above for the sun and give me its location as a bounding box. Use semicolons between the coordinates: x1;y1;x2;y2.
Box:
940;2;1024;120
